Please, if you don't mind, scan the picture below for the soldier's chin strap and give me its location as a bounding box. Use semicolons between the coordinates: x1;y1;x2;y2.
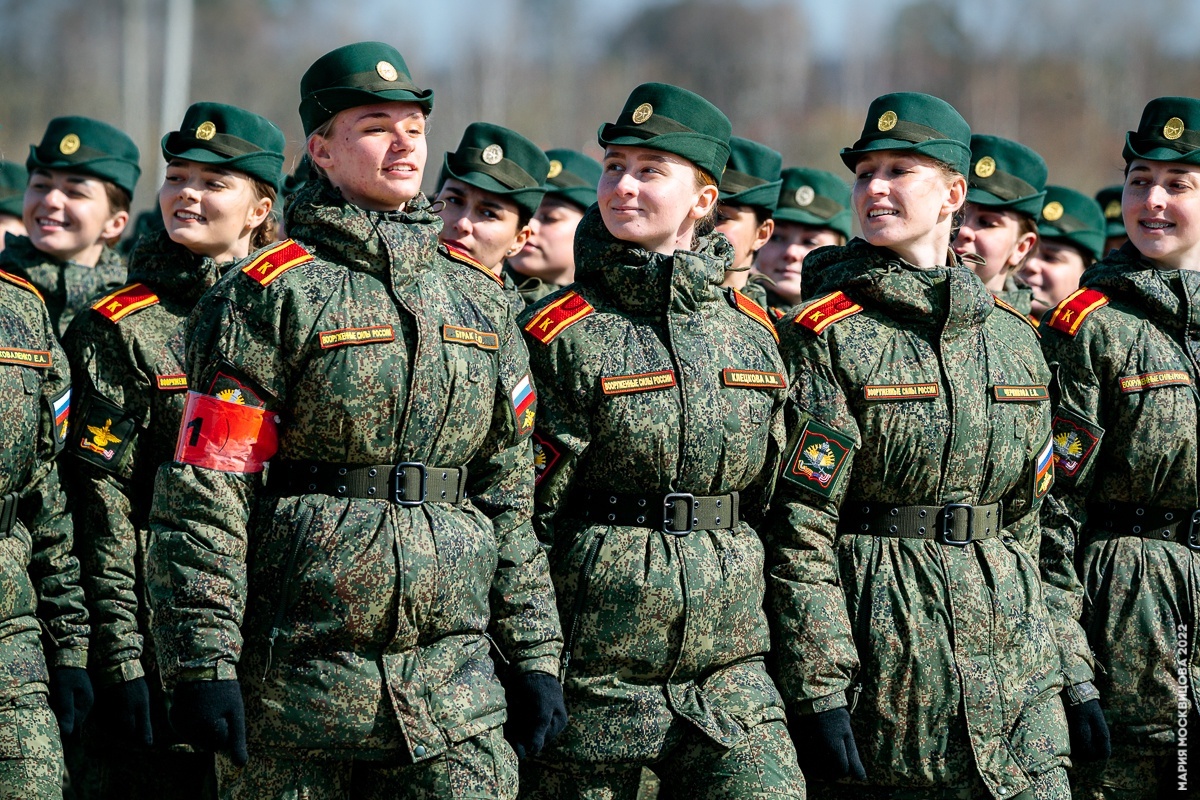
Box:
173;391;279;474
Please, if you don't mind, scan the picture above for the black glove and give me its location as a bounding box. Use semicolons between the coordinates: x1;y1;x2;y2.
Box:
790;707;867;782
1065;698;1111;762
503;671;567;759
169;680;248;766
48;667;93;737
94;677;153;747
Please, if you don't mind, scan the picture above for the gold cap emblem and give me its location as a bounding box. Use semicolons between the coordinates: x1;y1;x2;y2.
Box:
59;134;81;156
195;121;217;141
1164;117;1186;141
376;61;399;82
1042;201;1064;222
482;144;504;165
547;160;563;179
794;186;816;207
877;110;898;132
974;156;997;179
1104;199;1121;219
631;103;653;125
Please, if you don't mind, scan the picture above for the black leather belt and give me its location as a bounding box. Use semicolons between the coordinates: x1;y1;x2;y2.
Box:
839;501;1003;545
268;461;467;506
579;490;739;534
1090;502;1200;550
0;493;16;535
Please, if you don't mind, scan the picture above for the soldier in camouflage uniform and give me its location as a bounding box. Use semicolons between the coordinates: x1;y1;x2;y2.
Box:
954;134;1046;317
145;42;563;799
1020;186;1105;321
1041;96;1200;799
505;148;600;307
518;82;805;799
765;92;1079;799
61;101;285;799
0;117;139;338
0;161;28;250
0;268;92;799
715;136;781;307
1094;185;1127;256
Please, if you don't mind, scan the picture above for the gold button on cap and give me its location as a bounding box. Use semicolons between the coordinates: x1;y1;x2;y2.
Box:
547;160;562;179
1042;201;1064;222
482;144;504;165
195;121;217;141
794;186;815;207
974;156;997;179
631;103;653;124
376;61;399;81
877;110;898;132
59;134;81;155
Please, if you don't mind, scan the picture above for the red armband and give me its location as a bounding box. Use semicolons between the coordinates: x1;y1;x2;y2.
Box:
174;391;279;473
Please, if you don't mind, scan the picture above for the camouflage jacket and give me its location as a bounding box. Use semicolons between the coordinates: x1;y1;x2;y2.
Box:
146;180;561;761
1;233;127;338
764;239;1073;794
520;208;790;762
0;270;88;700
996;274;1034;317
61;231;232;691
1041;243;1200;752
743;272;792;321
503;264;558;308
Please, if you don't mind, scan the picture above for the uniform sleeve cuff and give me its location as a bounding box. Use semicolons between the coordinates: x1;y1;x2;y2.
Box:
511;656;560;678
794;691;847;715
1064;680;1100;706
168;662;239;687
96;659;146;687
49;648;88;670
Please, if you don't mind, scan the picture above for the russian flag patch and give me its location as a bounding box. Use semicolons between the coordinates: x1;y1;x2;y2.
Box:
511;374;536;436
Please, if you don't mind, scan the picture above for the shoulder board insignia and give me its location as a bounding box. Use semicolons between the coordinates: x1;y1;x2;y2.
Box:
92;282;159;323
992;296;1040;336
443;244;502;286
241;239;313;287
1047;288;1108;337
524;290;594;345
0;269;44;301
730;289;779;343
796;291;863;335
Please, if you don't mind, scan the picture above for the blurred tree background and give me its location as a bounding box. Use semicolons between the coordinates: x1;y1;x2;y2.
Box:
2;0;1196;220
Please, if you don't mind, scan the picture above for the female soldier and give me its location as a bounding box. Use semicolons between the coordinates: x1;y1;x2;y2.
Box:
145;42;563;799
1041;96;1200;799
1020;186;1105;320
0;161;28;250
753;167;851;318
1095;185;1127;255
61;101;284;799
953;134;1046;316
0;117;140;337
765;92;1081;799
715;136;781;305
519;82;805;799
506;148;600;306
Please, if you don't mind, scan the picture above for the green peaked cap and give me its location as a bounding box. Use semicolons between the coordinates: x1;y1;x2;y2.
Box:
0;161;27;218
966;134;1047;217
300;41;433;135
1094;184;1125;238
841;92;971;175
719;136;783;213
27;116;141;197
162;102;286;188
774;167;852;239
1037;185;1105;262
443;122;549;216
543;148;600;211
1123;96;1200;165
597;82;732;181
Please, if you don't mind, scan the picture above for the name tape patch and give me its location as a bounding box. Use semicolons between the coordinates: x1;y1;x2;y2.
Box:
0;347;51;369
318;325;395;350
863;383;939;401
601;370;677;395
442;324;499;351
1118;370;1192;394
722;368;786;389
994;385;1049;402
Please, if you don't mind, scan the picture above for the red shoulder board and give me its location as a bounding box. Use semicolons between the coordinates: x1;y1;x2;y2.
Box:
524;290;594;345
795;291;863;335
993;296;1040;337
241;239;313;287
0;269;43;301
443;244;502;286
731;289;779;343
1047;288;1108;337
92;282;159;323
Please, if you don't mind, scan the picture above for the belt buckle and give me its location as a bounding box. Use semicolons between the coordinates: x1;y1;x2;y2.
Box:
940;503;974;546
663;493;696;535
1187;510;1200;551
393;462;427;507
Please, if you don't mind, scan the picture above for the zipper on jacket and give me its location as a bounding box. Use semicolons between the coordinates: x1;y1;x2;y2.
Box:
559;531;606;683
263;504;314;682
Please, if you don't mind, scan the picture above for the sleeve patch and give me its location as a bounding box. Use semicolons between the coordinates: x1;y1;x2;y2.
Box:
795;291;863;335
71;394;137;471
781;417;855;498
1034;435;1055;499
511;374;536;435
50;387;70;451
92;282;159;322
1047;288;1108;336
207;371;268;409
1051;408;1103;480
524;291;595;345
174;391;279;473
730;289;779;343
532;432;564;488
241;239;313;287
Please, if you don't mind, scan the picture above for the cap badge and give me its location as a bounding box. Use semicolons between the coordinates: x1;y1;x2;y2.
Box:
877;110;898;132
1164;117;1185;141
1104;199;1121;219
195;121;217;141
795;186;816;207
974;156;997;179
376;61;399;82
547;159;563;179
59;134;81;156
1042;201;1064;222
482;144;504;165
631;103;654;125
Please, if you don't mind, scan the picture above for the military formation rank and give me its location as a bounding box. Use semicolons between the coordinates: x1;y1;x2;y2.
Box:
782;418;854;498
92;282;159;323
524;291;595;345
601;370;677;395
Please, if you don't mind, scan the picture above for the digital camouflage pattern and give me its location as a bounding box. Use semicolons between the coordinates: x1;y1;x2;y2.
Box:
764;239;1076;797
147;178;561;763
0;697;63;800
0;233;127;338
1040;244;1200;793
519;207;803;794
504;264;558;308
743;273;792;321
502;266;528;316
996;274;1035;318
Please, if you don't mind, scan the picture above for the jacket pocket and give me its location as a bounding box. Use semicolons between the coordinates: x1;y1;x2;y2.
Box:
261;501;316;681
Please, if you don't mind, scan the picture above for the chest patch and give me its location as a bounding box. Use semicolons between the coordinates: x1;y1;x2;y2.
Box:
1118;370;1191;394
722;368;785;389
993;385;1049;402
443;324;499;351
318;325;395;350
601;370;677;396
0;347;51;369
156;374;188;391
781;418;855;498
863;383;939;401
